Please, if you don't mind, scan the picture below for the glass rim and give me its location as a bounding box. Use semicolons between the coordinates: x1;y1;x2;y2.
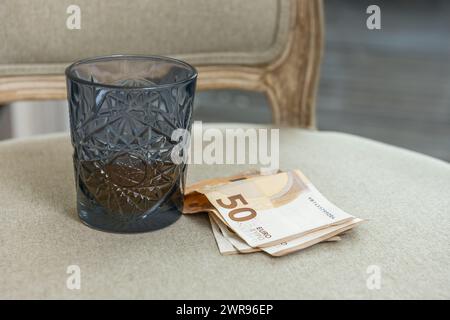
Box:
65;54;198;90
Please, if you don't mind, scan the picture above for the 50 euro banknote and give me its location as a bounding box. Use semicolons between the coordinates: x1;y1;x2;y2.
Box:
187;189;343;256
209;212;350;256
184;170;363;256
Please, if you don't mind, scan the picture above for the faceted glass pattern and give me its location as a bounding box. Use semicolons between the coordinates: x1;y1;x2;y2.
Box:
66;55;197;233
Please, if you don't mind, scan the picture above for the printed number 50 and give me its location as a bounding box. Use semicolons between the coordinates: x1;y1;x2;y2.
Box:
216;194;257;222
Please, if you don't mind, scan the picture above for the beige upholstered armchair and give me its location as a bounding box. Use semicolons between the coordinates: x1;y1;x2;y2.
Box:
0;0;449;299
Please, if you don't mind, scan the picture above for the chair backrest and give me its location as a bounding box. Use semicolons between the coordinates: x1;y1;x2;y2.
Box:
0;0;323;128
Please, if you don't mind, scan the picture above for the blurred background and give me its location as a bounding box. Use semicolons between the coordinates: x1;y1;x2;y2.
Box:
1;0;449;161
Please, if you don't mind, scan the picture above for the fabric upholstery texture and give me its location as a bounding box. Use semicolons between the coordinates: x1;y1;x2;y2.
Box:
0;124;449;299
0;0;291;76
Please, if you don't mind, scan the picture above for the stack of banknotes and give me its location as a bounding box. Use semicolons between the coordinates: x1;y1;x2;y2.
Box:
183;170;363;256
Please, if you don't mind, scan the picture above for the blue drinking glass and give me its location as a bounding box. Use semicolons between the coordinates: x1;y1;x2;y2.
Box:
65;55;197;233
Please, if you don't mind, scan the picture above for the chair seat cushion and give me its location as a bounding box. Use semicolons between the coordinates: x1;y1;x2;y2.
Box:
0;124;449;299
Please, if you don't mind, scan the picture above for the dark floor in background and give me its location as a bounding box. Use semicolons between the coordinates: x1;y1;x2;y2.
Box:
195;0;450;162
318;0;450;161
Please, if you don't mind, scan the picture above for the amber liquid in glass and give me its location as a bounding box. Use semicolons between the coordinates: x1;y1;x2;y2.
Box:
76;153;184;232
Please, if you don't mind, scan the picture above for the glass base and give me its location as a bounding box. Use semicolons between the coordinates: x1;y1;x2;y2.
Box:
74;162;186;233
77;203;182;233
